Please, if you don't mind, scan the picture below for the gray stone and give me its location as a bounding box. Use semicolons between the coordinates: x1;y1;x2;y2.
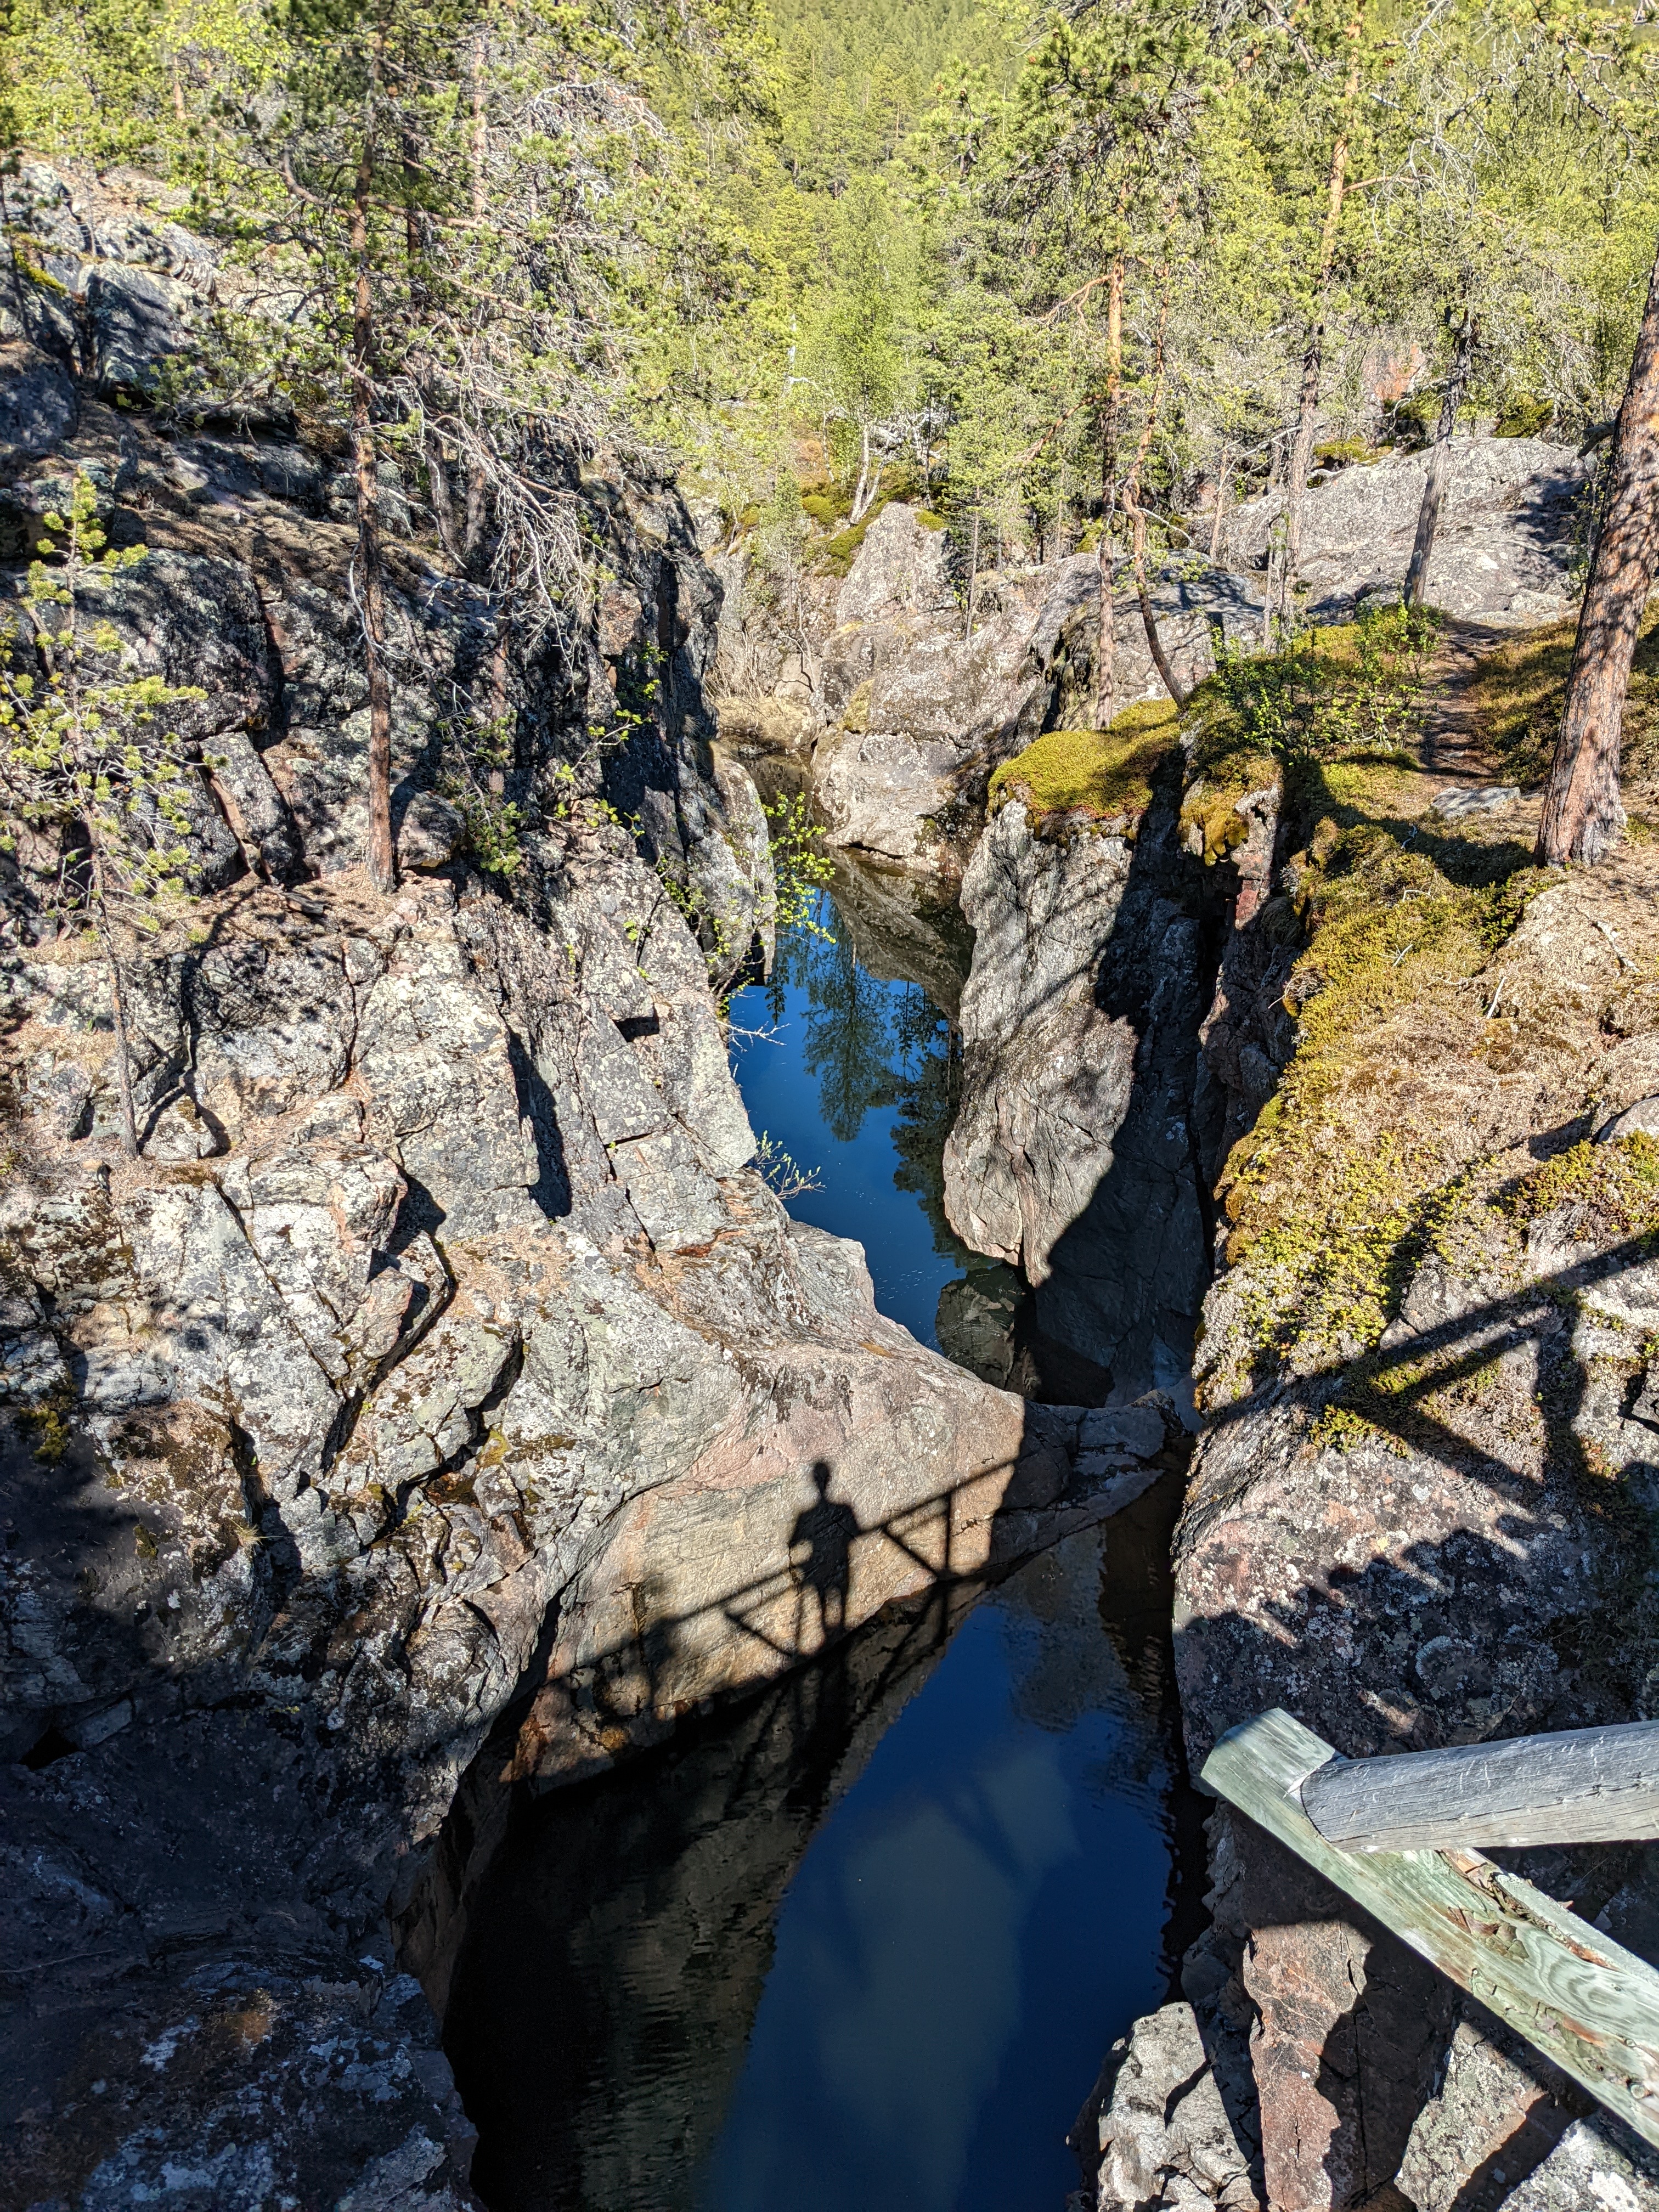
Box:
1599;1096;1659;1144
1494;2119;1659;2211
0;340;76;460
1430;783;1521;818
836;501;955;626
1079;1402;1167;1460
1093;2002;1261;2211
80;261;190;391
1395;2018;1572;2212
1222;435;1587;625
397;789;468;870
942;797;1209;1392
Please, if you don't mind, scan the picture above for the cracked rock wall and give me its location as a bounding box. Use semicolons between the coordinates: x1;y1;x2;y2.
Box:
0;157;1081;2210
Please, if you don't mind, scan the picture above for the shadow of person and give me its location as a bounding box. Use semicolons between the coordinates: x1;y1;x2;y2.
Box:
789;1460;860;1651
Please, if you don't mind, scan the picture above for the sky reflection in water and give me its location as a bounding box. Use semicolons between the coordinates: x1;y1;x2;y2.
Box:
703;886;1176;2212
696;1531;1172;2212
445;879;1185;2212
726;886;970;1348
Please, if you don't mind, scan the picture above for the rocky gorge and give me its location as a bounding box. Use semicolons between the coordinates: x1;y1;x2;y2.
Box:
717;386;1659;2208
0;161;1165;2209
4;151;1659;2212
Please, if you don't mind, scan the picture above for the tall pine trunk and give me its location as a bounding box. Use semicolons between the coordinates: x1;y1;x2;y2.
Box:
92;850;138;1159
1093;253;1124;727
351;44;397;896
1124;279;1185;709
1279;59;1357;639
1536;240;1659;867
1404;309;1474;607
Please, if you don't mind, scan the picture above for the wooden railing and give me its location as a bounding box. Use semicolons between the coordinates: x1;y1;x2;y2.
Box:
1201;1709;1659;2148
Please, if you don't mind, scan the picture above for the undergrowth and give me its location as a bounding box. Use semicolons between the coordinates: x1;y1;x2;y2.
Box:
1466;606;1659;789
1190;607;1556;1400
1179;603;1439;864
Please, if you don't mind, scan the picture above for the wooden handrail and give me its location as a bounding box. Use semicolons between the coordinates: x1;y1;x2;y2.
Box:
1201;1709;1659;2148
1299;1718;1659;1854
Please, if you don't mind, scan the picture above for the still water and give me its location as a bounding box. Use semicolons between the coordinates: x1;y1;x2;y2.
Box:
444;859;1199;2212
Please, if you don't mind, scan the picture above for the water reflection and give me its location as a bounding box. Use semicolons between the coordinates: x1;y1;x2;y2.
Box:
444;1486;1196;2212
696;1523;1176;2212
441;859;1204;2212
729;866;974;1347
445;1578;988;2212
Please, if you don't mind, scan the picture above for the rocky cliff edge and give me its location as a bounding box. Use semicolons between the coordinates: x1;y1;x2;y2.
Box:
0;159;1108;2210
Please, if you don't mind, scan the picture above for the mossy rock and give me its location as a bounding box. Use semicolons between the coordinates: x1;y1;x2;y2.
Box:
841;679;873;735
820;521;870;575
1493;394;1555;439
1313;438;1384;468
802;493;840;527
988;702;1178;828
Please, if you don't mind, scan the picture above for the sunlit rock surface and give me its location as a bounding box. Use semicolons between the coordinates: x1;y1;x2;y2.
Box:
0;159;1112;2210
942;786;1211;1398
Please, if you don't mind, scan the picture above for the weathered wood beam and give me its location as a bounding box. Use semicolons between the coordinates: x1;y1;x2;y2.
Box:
1201;1708;1659;2148
1300;1719;1659;1854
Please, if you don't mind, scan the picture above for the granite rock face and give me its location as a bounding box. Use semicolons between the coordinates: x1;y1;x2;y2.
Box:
0;162;1109;2211
1222;435;1590;625
941;784;1212;1399
1160;834;1659;2209
1082;2001;1262;2212
720;504;1267;873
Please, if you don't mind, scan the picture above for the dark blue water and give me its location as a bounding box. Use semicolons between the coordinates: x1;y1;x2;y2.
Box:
445;864;1197;2212
701;876;1184;2212
695;1534;1176;2212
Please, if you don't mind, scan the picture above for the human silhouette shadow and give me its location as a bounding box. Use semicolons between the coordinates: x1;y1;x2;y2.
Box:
789;1460;860;1649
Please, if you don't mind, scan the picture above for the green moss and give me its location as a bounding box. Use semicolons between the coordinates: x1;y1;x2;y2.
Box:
988;702;1178;826
802;494;839;526
821;519;872;574
840;679;873;734
1313;438;1384;468
1493;394;1555;438
1500;1133;1659;1239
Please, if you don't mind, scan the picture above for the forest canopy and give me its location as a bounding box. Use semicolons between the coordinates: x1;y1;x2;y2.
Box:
1;0;1656;589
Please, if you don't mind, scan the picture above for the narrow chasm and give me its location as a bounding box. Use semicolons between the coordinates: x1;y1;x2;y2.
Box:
432;842;1223;2212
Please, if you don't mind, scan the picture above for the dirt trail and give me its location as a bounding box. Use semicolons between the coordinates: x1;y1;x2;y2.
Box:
1415;618;1513;785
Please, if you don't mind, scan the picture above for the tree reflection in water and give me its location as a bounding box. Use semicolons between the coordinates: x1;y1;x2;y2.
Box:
748;882;974;1288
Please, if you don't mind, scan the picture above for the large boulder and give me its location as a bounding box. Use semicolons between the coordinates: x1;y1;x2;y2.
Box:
941;786;1210;1398
814;519;1096;870
1222;434;1589;623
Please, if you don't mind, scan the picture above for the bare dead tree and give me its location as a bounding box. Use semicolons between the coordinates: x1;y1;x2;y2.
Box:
349;28;397;896
1404;304;1476;607
1280;43;1361;639
1093;250;1125;727
1536;239;1659;868
1121;279;1188;712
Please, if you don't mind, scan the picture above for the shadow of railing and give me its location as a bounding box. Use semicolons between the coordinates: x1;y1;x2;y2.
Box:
505;1426;1094;1788
1179;1221;1659;2210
